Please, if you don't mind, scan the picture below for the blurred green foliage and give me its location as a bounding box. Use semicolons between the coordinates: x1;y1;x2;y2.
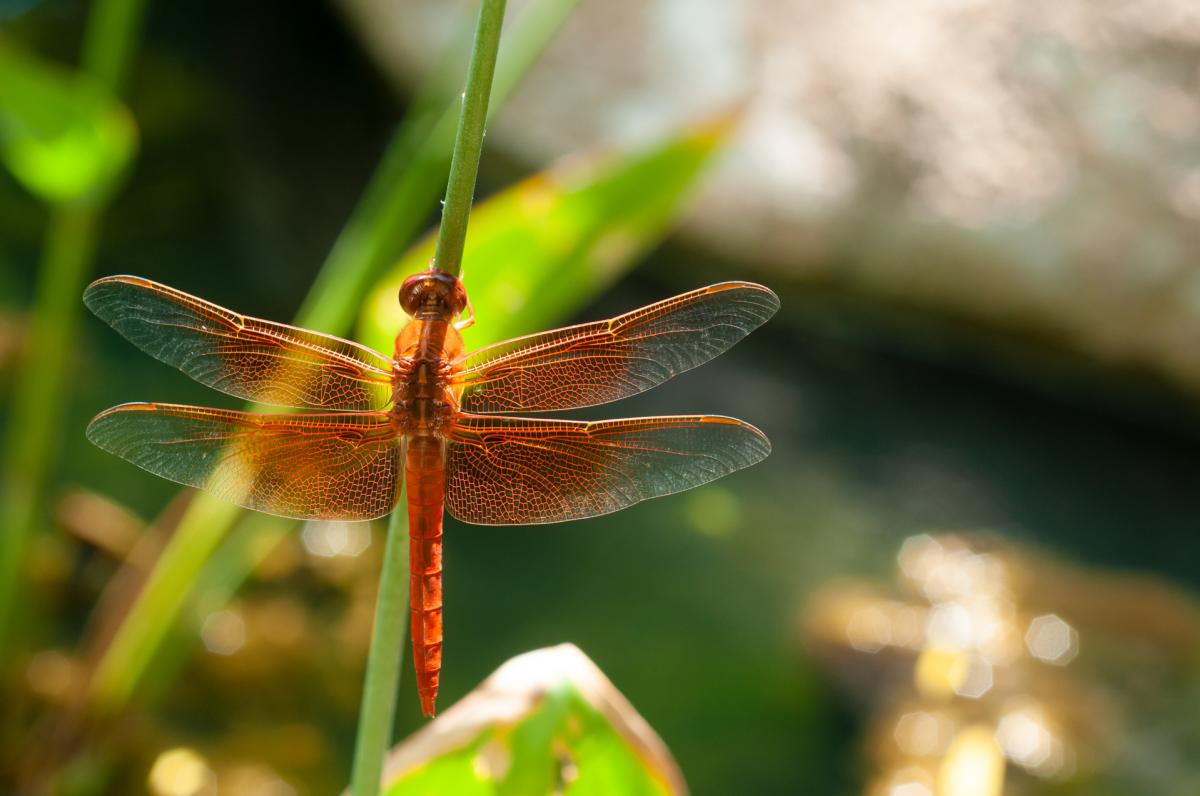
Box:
0;0;146;672
0;44;136;204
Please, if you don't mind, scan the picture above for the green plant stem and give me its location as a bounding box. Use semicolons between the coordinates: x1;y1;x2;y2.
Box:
0;0;145;660
81;0;148;91
350;3;506;793
0;207;98;655
89;495;243;711
349;508;411;796
432;0;507;279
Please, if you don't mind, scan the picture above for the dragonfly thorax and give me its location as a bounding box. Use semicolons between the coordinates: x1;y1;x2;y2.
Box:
391;357;460;436
391;311;464;438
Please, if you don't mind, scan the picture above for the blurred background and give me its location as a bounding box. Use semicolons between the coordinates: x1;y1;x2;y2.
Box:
3;0;1200;794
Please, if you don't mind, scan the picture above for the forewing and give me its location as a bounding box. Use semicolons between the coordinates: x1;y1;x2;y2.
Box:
445;413;770;525
86;403;401;520
456;282;779;413
84;275;394;410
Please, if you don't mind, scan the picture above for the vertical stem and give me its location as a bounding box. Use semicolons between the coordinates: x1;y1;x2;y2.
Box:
432;0;507;279
350;2;505;793
0;208;98;654
349;508;411;796
81;0;148;92
0;0;146;661
89;496;244;712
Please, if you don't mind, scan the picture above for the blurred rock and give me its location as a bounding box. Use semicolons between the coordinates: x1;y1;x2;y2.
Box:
341;0;1200;394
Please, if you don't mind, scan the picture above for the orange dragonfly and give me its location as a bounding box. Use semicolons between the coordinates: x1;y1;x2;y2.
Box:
84;269;777;716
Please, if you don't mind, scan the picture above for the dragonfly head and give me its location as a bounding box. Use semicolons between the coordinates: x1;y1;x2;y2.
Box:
399;268;468;320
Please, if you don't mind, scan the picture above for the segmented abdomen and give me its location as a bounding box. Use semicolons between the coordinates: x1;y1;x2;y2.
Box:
405;435;445;717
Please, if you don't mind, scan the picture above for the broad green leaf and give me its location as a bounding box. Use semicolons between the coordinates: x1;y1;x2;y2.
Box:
359;114;734;352
374;644;687;796
0;43;137;204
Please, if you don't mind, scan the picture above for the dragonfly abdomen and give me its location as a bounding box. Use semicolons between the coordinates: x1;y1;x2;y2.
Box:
405;433;446;717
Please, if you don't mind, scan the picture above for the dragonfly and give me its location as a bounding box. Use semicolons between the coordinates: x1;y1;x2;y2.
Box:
84;269;778;716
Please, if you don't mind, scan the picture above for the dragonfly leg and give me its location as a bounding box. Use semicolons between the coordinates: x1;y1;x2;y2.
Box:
455;294;476;331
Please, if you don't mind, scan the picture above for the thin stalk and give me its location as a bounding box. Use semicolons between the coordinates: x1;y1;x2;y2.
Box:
432;0;507;279
0;0;146;659
348;507;410;796
89;495;243;711
81;0;149;91
0;208;98;655
350;2;506;793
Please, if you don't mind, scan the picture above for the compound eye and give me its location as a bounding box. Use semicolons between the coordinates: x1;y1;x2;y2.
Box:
398;274;426;316
398;269;467;317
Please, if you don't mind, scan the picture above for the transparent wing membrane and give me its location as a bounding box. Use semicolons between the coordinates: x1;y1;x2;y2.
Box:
457;282;778;413
85;276;394;411
86;403;401;520
446;413;770;525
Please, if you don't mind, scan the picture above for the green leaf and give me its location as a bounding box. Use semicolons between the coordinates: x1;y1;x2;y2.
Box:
375;645;686;796
358;114;734;352
0;43;137;204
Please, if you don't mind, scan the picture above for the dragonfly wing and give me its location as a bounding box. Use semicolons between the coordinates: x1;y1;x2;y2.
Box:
445;413;770;525
87;403;401;520
84;276;394;411
456;282;778;413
